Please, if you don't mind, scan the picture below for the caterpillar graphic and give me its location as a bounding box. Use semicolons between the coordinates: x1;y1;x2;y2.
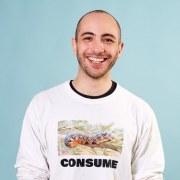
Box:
64;131;114;148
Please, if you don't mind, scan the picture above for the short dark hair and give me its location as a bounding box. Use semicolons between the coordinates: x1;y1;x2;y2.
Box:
75;10;121;42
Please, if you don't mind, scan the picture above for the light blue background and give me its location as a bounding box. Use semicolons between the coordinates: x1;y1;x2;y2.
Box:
0;0;180;179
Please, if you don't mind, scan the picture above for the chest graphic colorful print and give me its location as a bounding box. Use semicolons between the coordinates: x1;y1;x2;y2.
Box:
58;120;123;156
57;120;123;168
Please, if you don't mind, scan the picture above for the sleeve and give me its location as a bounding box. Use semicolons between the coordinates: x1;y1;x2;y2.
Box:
15;97;49;180
131;104;165;180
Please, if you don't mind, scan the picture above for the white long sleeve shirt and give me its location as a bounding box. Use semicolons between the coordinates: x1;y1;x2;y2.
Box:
15;81;164;180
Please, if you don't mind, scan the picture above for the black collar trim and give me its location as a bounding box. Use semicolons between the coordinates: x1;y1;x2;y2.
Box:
69;80;117;99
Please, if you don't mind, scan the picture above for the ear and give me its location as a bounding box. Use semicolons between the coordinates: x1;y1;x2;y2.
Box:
117;42;124;58
72;38;77;55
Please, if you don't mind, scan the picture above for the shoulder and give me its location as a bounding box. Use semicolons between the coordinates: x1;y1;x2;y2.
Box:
115;84;158;132
116;83;156;117
28;81;69;109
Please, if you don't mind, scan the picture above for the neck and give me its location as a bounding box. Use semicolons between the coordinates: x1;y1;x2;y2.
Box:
72;74;112;96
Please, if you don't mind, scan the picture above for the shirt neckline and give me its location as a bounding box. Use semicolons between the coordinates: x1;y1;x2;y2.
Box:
62;80;120;104
69;80;117;99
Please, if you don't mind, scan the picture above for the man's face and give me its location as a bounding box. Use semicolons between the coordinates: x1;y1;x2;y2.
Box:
72;12;123;79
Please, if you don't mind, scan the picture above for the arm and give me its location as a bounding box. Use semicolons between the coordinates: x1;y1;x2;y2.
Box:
15;98;49;179
131;104;165;180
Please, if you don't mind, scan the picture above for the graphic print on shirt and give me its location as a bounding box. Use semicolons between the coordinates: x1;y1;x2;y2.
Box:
58;120;123;158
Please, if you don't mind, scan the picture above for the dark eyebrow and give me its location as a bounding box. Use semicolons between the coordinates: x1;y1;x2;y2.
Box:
81;32;95;37
80;32;116;39
102;33;116;39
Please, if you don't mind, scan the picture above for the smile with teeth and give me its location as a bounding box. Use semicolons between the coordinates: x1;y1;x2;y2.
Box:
88;57;106;63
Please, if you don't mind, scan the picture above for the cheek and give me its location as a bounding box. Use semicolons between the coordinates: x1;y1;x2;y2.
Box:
106;47;118;55
114;46;121;55
104;44;118;51
77;44;91;55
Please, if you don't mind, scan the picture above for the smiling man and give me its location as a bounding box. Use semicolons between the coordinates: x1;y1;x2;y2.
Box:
15;10;164;180
72;11;123;96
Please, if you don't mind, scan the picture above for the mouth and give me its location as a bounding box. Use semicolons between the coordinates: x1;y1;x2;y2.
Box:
87;57;107;64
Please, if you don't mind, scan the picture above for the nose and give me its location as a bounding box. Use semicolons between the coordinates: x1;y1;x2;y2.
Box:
92;39;105;53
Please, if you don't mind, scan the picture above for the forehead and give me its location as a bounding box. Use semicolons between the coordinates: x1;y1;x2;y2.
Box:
78;12;120;38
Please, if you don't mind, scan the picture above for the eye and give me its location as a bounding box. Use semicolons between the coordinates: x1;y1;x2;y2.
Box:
83;36;93;41
104;38;114;43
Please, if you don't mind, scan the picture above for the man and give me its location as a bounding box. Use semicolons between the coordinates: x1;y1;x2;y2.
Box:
15;10;164;180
